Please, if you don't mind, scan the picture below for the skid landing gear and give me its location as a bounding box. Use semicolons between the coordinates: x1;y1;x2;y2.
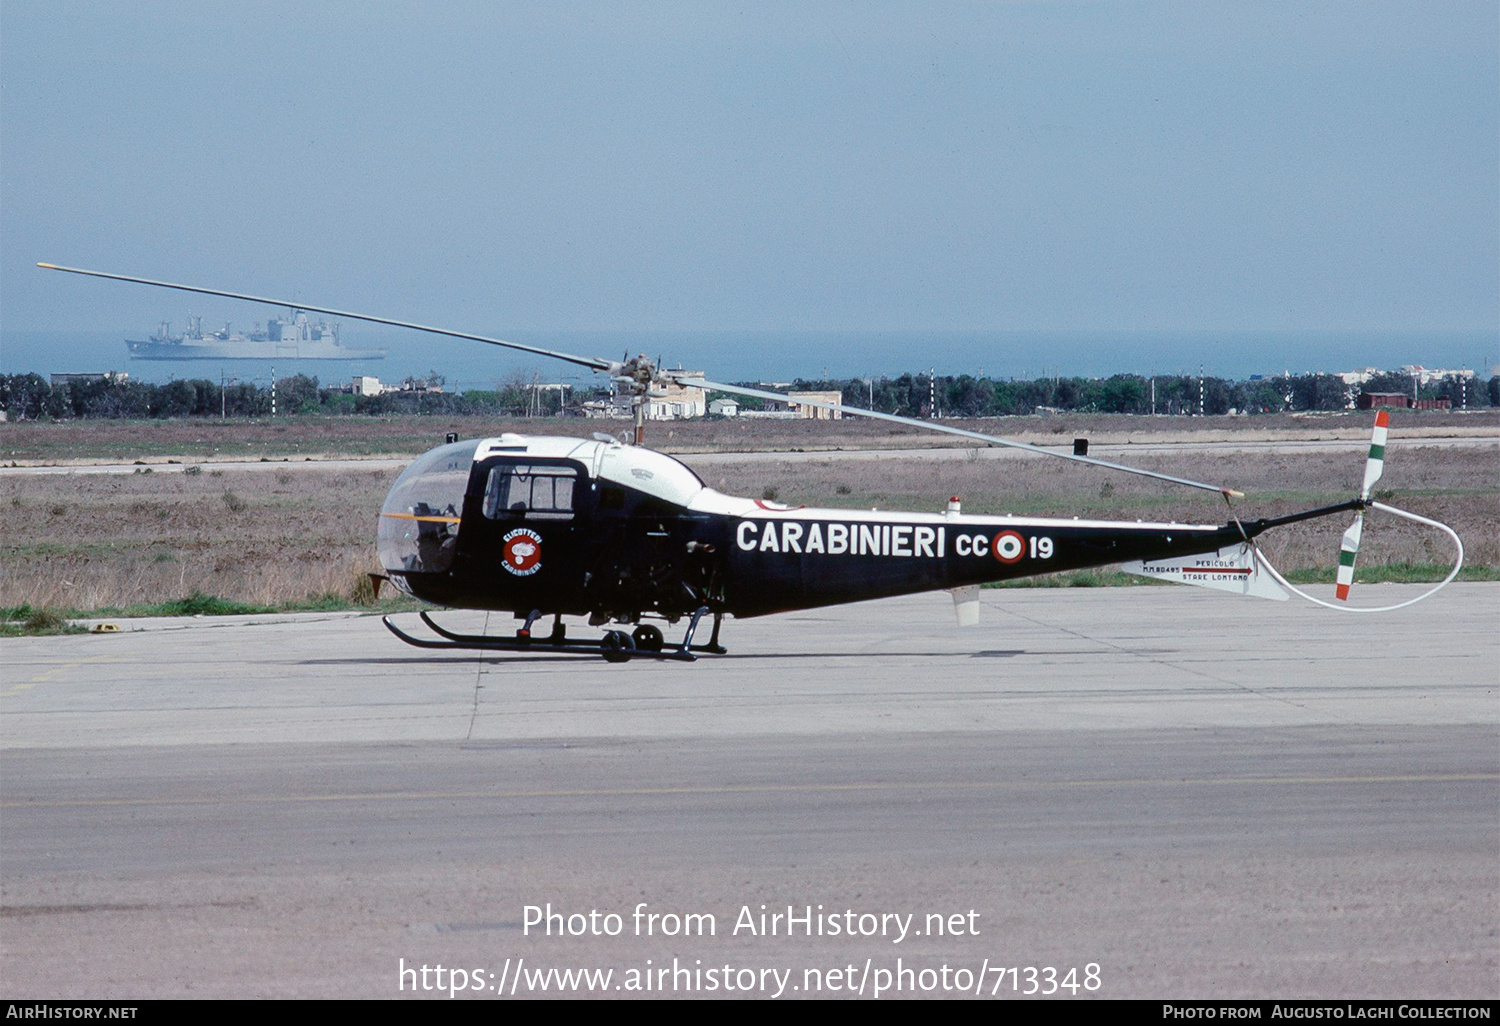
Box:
382;607;728;663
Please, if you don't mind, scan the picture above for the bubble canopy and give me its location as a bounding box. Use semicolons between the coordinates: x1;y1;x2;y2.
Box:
377;440;476;575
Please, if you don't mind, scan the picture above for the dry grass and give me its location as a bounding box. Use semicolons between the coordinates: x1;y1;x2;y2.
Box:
2;466;397;610
1;418;1493;611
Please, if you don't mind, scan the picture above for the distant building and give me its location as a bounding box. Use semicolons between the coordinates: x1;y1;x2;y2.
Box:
340;375;447;397
580;398;626;419
1403;365;1475;386
644;398;701;420
50;372;127;386
582;372;707;420
647;373;706;420
787;390;843;420
1357;393;1451;411
708;398;740;417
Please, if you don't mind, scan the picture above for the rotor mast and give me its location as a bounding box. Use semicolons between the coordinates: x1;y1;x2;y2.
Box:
608;352;657;445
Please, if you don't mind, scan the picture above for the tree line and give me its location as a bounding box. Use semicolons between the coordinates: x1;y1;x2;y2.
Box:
760;370;1495;418
2;369;1495;421
0;373;566;420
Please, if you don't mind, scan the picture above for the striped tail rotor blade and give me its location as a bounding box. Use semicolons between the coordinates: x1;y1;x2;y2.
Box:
1341;411;1389;601
1335;513;1364;601
1361;410;1389;500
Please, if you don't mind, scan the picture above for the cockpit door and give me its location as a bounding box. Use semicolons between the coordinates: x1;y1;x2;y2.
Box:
461;457;589;609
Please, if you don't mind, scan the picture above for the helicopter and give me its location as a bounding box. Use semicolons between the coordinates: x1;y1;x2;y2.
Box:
38;263;1465;662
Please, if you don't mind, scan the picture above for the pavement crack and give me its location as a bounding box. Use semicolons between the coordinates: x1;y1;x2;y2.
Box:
465;611;490;742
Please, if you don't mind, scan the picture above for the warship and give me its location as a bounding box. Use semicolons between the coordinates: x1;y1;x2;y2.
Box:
126;312;386;361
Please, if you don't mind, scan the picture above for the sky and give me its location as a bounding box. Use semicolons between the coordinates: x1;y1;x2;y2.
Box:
2;1;1496;379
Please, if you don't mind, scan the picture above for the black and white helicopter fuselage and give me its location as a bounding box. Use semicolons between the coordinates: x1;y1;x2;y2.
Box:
377;432;1281;659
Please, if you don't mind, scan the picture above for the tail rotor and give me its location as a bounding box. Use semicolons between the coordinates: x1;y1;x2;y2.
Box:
1335;411;1388;601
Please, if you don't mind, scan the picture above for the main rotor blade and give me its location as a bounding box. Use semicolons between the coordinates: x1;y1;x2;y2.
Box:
683;375;1244;497
37;263;614;374
41;261;1243;497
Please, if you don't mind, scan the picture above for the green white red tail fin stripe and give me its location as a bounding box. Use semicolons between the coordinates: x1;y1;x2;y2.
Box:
1361;410;1389;500
1335;514;1363;601
1338;411;1390;601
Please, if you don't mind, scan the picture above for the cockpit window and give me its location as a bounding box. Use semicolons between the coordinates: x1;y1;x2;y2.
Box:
483;463;577;520
378;440;475;574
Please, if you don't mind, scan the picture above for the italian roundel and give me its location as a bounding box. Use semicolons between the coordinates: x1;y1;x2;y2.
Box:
992;530;1025;564
502;528;543;576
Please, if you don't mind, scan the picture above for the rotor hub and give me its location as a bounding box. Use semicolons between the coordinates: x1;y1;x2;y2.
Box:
611;353;659;397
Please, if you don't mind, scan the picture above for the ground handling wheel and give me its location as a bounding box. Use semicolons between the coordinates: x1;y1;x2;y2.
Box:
601;630;635;663
631;624;664;652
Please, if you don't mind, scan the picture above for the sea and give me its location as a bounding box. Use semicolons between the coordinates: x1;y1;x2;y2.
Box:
1;327;1494;392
